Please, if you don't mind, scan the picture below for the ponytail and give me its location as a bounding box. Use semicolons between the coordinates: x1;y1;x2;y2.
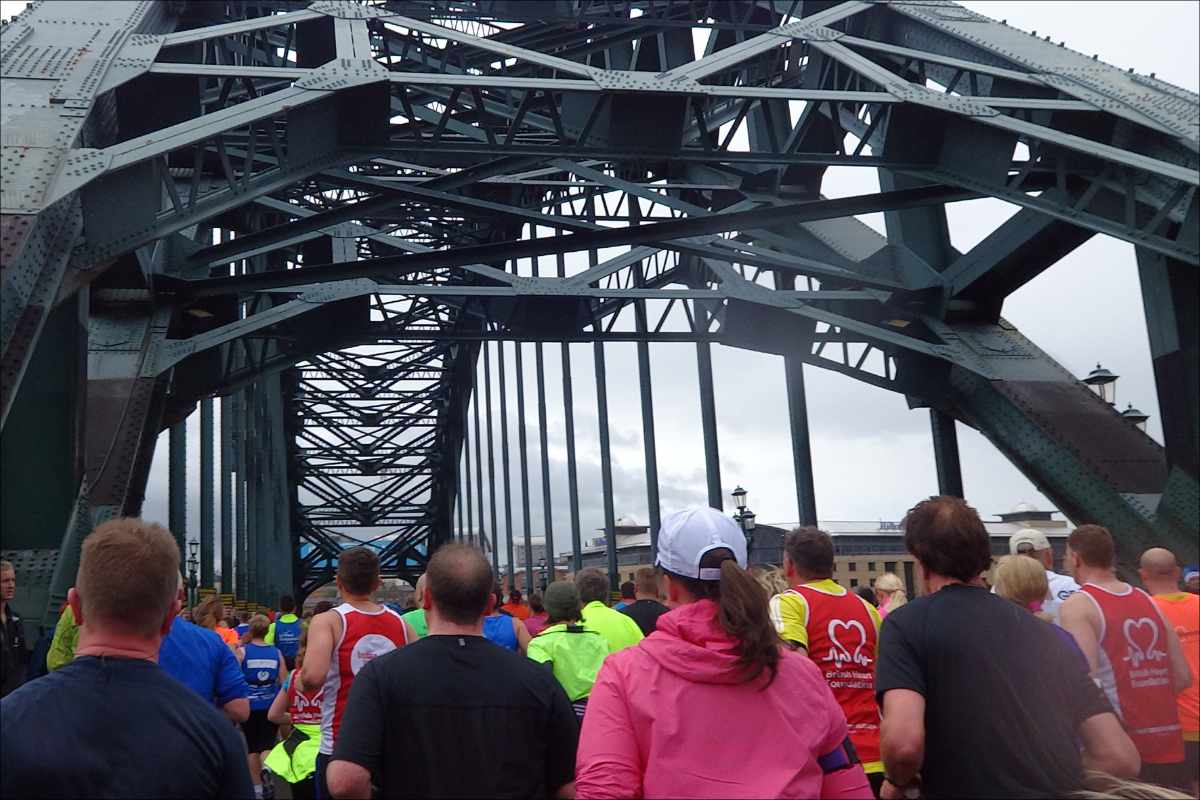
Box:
671;549;782;687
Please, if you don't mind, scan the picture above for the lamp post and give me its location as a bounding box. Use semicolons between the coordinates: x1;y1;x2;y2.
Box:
186;540;200;608
731;486;757;555
1120;403;1149;432
1082;363;1118;405
537;556;548;592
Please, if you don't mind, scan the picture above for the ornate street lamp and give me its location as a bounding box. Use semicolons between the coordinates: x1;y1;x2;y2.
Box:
1082;363;1118;405
730;486;756;554
537;557;548;591
186;540;200;608
1120;403;1149;432
732;486;748;513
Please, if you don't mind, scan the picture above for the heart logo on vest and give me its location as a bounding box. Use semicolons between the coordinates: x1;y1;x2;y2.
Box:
1122;617;1166;669
350;633;398;674
826;619;871;667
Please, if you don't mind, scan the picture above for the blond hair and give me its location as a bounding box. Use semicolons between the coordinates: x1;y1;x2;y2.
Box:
248;613;271;640
1071;771;1191;799
76;519;180;637
751;565;790;598
993;556;1052;621
874;572;907;610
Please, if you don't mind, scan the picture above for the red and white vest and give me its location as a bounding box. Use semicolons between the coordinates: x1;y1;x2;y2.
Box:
319;603;410;754
789;584;881;766
1080;583;1183;764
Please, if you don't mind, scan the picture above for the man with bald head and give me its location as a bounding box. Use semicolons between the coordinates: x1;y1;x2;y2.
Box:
327;543;577;799
1141;547;1200;795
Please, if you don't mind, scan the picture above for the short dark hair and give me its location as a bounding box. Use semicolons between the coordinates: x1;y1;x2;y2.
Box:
528;591;544;614
634;567;658;596
279;595;295;613
576;568;610;605
620;581;636;599
785;527;835;578
426;543;494;625
902;496;992;583
337;547;380;595
1068;524;1115;569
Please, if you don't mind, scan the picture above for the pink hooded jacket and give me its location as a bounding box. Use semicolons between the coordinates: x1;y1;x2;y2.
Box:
575;599;872;799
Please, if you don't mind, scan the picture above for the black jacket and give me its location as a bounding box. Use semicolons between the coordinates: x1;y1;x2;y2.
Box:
1;606;28;697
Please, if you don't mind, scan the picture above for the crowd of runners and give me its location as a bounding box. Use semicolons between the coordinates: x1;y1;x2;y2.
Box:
0;495;1197;799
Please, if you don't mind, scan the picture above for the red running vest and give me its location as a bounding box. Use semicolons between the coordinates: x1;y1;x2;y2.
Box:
1080;583;1183;764
319;603;410;754
287;669;324;726
789;585;881;766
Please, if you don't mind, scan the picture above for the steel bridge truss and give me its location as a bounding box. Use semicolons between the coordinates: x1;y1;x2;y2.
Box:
1;0;1196;616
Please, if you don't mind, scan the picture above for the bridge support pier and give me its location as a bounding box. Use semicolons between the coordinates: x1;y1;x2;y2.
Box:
697;341;723;511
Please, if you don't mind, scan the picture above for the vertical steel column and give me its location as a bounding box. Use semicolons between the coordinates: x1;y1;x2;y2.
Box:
497;341;515;589
784;355;818;525
930;409;964;498
234;390;247;599
483;343;500;578
220;395;233;593
535;343;554;579
244;383;259;602
562;343;583;572
463;394;473;545
473;379;486;555
200;398;215;588
456;464;464;541
634;295;662;556
168;419;187;552
696;341;723;510
515;343;534;594
594;342;619;591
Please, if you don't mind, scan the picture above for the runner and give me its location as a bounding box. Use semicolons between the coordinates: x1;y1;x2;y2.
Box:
1007;528;1081;624
266;596;303;670
575;569;643;653
483;584;531;654
400;575;429;638
500;588;531;620
301;547;416;799
619;567;669;636
527;581;608;721
1061;526;1191;791
774;526;884;796
243;614;287;799
1141;548;1200;796
266;631;324;800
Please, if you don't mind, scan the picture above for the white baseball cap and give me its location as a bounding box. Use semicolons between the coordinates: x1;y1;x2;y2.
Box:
655;507;747;580
1009;528;1051;554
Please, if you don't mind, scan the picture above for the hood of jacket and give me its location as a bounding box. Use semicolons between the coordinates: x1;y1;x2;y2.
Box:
639;599;752;685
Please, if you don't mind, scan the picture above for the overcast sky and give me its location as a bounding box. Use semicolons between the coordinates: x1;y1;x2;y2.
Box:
6;1;1194;570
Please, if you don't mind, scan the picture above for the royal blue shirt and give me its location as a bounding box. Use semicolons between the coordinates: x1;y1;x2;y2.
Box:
241;642;282;711
483;615;518;652
159;618;248;707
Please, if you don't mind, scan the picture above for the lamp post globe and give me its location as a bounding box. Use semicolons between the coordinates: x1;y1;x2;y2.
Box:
1082;363;1119;405
732;485;748;512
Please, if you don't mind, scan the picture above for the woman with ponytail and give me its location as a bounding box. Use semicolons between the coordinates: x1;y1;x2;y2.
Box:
575;507;872;799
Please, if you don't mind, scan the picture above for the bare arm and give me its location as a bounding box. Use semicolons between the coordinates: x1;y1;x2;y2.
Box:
880;689;925;789
514;617;531;655
222;697;250;724
1157;608;1193;693
278;652;288;684
266;685;291;727
302;612;336;691
327;760;372;800
1079;712;1139;778
1060;594;1101;674
556;781;576;799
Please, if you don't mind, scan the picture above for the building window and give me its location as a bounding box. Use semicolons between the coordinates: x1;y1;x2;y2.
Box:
850;578;859;587
867;561;876;571
847;562;857;572
885;561;897;574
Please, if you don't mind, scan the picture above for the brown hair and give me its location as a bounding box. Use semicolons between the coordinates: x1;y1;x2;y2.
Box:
193;595;224;629
902;496;992;582
785;526;835;578
75;518;180;637
337;547;381;596
634;566;658;597
575;568;610;605
1068;525;1115;569
666;549;781;687
426;543;493;625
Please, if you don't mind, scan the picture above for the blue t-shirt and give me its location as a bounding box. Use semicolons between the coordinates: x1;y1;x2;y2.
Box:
159;618;248;707
483;615;518;651
0;656;253;799
273;617;302;658
236;623;249;639
242;642;282;711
